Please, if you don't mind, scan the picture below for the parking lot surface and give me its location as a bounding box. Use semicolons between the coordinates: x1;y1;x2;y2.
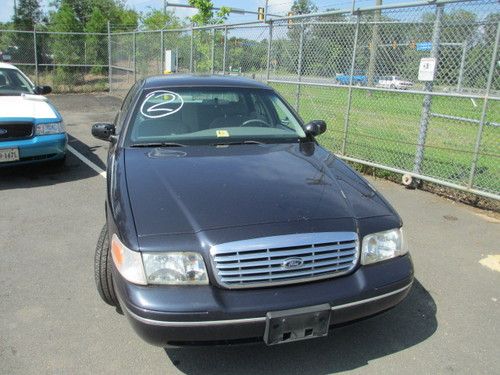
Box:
1;94;499;374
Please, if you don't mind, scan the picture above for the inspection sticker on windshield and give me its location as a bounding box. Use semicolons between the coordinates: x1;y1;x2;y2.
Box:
140;90;184;119
216;130;230;137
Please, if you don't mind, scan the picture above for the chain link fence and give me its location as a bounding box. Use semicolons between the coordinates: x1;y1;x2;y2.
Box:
0;29;109;92
0;0;498;199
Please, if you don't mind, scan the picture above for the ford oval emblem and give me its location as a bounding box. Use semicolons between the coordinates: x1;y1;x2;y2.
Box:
281;257;304;270
0;128;7;135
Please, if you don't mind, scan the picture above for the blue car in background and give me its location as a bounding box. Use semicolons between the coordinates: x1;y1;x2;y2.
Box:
335;71;368;86
0;62;67;166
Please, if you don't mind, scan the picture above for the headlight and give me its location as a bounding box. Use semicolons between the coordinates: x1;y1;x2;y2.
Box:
361;228;407;265
111;234;147;285
142;252;208;285
35;121;65;135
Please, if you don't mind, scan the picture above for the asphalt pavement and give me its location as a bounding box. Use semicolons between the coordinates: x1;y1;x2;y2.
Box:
0;94;499;374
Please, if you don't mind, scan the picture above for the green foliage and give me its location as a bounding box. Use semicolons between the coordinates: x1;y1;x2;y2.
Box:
291;0;317;15
85;8;107;73
14;0;42;30
188;0;229;25
48;0;139;31
49;1;83;85
140;8;182;30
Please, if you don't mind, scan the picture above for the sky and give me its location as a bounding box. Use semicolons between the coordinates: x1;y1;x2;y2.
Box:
0;0;393;24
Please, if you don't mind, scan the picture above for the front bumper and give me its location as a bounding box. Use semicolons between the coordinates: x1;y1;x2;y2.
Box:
0;133;67;166
114;254;413;346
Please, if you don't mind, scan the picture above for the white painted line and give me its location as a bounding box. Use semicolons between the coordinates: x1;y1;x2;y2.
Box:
67;144;107;179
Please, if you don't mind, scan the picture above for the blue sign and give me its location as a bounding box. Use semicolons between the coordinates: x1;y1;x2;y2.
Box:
416;42;432;51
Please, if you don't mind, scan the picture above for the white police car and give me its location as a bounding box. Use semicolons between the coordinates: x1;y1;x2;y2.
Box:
0;62;66;166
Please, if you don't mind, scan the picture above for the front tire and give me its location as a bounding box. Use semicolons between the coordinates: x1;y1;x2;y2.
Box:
94;224;118;306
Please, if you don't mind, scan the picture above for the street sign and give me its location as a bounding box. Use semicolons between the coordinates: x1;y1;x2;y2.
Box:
416;42;432;51
418;57;437;81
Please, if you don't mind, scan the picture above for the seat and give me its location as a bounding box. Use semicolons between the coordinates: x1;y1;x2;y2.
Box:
208;101;249;129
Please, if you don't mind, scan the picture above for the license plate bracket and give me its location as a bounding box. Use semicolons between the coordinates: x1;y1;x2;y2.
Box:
264;304;331;345
0;147;19;163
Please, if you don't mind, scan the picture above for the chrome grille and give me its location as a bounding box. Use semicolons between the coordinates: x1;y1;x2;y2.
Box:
210;232;359;289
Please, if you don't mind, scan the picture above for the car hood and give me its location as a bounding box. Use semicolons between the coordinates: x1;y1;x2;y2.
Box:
0;94;60;122
124;143;397;238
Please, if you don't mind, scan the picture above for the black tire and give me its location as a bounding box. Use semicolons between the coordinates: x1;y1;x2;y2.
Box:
94;224;118;306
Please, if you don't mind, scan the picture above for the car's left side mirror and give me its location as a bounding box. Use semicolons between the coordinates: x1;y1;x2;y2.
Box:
92;123;116;142
304;120;327;137
34;85;52;95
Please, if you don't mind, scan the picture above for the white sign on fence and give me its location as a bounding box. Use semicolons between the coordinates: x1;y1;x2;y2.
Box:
418;57;437;81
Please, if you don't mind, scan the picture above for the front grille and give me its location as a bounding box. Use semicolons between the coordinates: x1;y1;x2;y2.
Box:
0;122;34;141
210;232;359;289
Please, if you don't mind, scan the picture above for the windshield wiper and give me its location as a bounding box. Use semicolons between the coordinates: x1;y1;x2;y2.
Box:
211;140;265;146
130;142;185;148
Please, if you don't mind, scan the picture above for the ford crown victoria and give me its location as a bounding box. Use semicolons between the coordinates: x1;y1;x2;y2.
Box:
92;75;413;346
0;63;66;166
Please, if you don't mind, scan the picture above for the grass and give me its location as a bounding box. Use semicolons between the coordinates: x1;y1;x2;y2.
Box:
271;82;500;195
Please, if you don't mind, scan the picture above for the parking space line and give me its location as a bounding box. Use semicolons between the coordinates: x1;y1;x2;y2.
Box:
67;144;107;179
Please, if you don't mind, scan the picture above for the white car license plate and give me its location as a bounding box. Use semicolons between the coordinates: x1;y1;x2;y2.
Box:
0;147;20;162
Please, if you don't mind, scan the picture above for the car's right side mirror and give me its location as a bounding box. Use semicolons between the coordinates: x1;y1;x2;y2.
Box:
92;123;116;142
304;120;327;137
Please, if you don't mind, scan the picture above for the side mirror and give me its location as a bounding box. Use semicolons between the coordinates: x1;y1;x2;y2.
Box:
92;123;115;142
34;85;52;95
304;120;327;137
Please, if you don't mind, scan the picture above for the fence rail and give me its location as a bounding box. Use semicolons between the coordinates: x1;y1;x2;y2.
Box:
1;0;498;199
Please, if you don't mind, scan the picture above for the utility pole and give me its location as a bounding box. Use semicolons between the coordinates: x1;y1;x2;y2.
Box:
164;0;167;16
264;0;269;22
14;0;18;19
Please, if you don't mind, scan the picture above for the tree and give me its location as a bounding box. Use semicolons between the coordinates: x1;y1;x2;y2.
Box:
140;8;181;30
14;0;42;30
49;0;139;31
291;0;317;15
187;0;229;72
84;8;107;72
188;0;230;25
49;1;83;85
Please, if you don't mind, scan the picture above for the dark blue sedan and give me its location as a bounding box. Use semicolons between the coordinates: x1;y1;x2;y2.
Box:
92;75;413;347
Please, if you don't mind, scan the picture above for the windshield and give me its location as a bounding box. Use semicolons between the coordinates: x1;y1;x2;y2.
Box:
125;87;306;146
0;68;34;95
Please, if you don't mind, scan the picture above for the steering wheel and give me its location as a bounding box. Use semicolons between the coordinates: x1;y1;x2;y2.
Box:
241;119;270;127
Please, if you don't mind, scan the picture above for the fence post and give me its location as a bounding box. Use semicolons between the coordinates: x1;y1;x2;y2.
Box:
160;30;164;74
222;26;228;75
412;4;444;177
107;21;112;93
456;40;467;92
468;21;500;188
33;28;38;84
341;14;360;155
266;21;273;82
190;25;194;73
367;0;381;86
133;31;137;82
295;22;304;112
211;28;215;74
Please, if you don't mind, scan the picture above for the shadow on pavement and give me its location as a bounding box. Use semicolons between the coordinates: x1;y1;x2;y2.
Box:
0;135;106;190
165;279;436;375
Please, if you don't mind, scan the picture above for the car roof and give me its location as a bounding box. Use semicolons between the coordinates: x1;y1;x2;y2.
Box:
0;62;20;71
143;74;272;90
